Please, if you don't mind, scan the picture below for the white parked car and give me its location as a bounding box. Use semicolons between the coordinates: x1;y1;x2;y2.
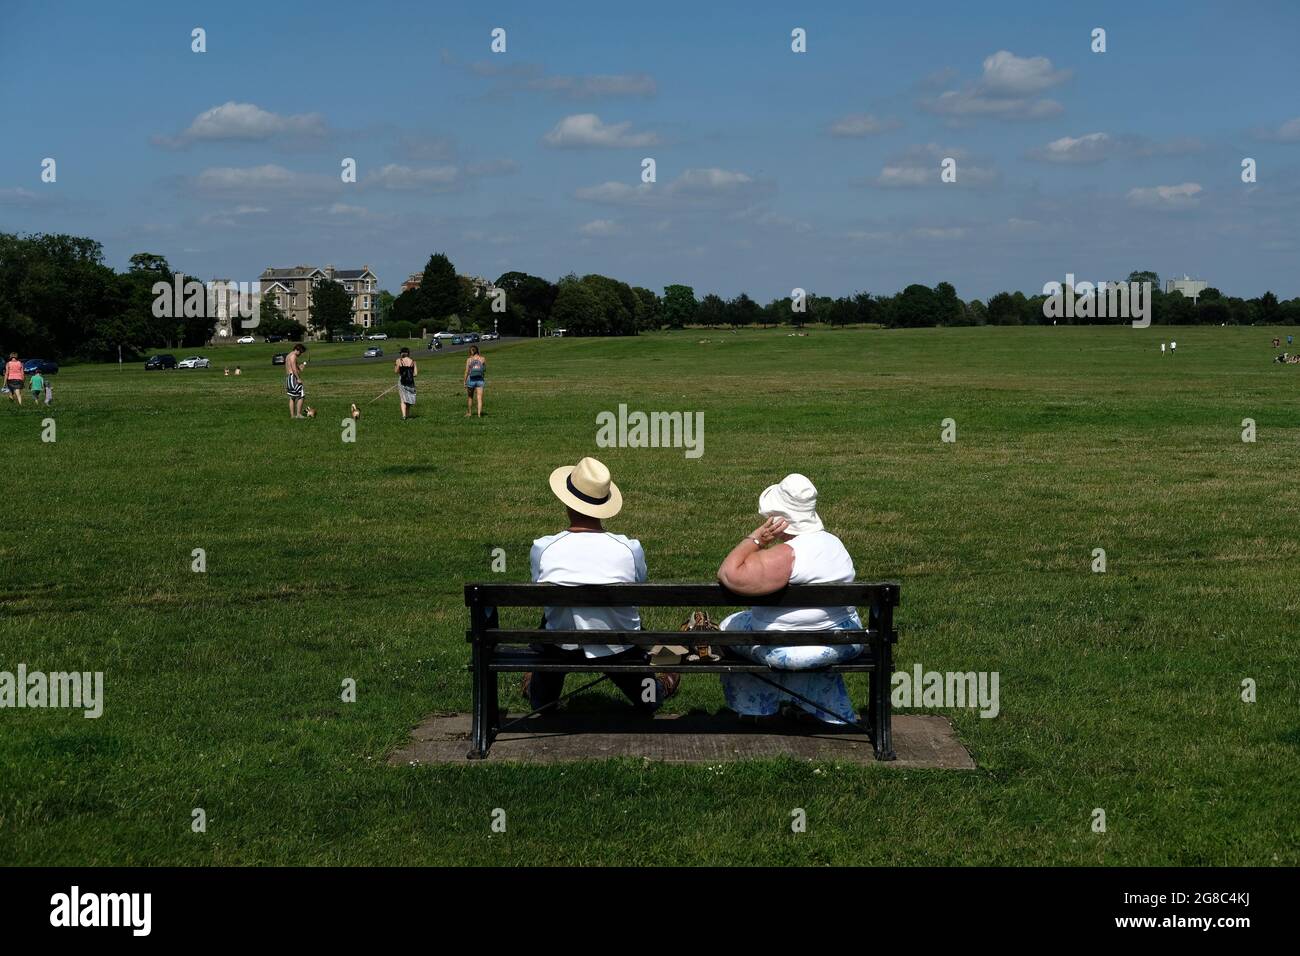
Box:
367;332;388;340
236;335;255;344
176;356;211;369
479;332;498;341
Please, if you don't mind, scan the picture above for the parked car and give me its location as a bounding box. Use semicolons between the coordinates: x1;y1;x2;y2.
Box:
145;354;177;370
464;333;480;343
433;332;456;340
338;334;360;342
176;356;211;369
265;334;283;344
367;332;388;340
363;346;384;358
480;332;498;341
450;335;465;345
236;335;255;344
22;359;58;375
272;352;287;366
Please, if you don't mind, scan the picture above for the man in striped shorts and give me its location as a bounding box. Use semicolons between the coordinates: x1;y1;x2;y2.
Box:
285;343;307;419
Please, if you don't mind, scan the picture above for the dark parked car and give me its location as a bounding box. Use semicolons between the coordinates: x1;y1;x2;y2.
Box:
272;353;287;366
265;334;283;343
22;359;58;375
145;354;177;370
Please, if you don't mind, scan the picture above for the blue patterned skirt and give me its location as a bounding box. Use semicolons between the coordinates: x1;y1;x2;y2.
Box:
719;609;865;724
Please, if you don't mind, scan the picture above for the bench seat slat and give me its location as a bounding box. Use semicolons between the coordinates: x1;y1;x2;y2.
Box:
465;582;899;608
482;651;878;674
467;629;876;646
488;662;879;673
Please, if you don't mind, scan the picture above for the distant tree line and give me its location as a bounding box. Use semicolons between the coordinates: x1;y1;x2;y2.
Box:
3;231;1298;360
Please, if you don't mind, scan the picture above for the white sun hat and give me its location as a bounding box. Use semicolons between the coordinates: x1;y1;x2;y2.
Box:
758;473;824;535
549;456;623;519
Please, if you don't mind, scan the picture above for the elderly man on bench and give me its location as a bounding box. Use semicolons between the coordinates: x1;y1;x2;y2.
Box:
520;456;681;713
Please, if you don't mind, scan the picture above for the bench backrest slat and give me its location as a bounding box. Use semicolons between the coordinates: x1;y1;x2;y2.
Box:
464;582;899;608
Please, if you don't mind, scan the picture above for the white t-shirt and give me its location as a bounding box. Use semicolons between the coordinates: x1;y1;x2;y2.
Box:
747;530;857;631
530;530;647;658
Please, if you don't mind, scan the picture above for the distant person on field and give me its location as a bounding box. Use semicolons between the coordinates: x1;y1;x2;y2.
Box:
464;345;486;417
4;353;23;406
30;369;45;406
285;344;307;419
394;346;418;420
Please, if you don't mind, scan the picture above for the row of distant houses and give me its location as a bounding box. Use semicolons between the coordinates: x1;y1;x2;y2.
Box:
209;264;378;338
208;265;500;338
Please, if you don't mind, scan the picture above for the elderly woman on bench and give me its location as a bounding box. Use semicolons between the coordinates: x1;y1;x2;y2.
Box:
715;474;865;725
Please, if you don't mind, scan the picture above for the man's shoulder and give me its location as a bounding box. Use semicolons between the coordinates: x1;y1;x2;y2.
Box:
602;532;642;551
531;532;566;552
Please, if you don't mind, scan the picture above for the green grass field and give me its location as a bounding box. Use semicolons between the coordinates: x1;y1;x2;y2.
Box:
2;325;1297;865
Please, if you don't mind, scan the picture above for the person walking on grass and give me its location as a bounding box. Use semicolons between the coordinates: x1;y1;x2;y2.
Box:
394;346;418;420
29;368;44;407
285;343;307;419
464;345;486;417
4;353;24;406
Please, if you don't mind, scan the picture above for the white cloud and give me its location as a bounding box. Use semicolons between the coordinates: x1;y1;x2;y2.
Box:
871;145;998;188
444;52;656;99
575;168;765;206
670;168;755;196
1027;132;1203;164
828;113;901;137
191;164;335;196
579;219;620;236
1029;132;1112;164
1126;182;1203;209
574;181;656;205
1257;117;1300;142
199;204;270;227
368;164;461;190
910;226;969;240
527;73;656;98
0;187;44;206
922;51;1069;121
542;113;659;148
155;102;328;148
366;162;515;191
978;51;1071;95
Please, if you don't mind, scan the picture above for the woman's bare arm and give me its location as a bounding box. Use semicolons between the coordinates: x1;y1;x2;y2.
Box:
718;516;795;596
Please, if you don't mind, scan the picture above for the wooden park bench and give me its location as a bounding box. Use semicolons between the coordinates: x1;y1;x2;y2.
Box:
464;581;900;761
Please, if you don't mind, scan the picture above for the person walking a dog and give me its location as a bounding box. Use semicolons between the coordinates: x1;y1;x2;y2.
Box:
285;343;307;419
394;347;418;420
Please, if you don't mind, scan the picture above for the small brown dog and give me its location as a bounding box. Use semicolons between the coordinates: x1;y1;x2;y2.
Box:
350;403;360;420
305;406;316;418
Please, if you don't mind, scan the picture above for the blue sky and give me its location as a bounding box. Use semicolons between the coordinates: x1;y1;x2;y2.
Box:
2;0;1298;300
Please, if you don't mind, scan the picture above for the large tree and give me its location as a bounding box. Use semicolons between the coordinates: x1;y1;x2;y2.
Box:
419;253;461;321
311;279;354;339
697;293;726;328
661;284;697;328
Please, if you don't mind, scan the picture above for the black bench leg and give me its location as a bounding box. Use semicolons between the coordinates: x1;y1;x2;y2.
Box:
871;629;896;761
467;643;492;759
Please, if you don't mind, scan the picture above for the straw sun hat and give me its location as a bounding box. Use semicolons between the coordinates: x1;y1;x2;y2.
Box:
549;456;623;519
